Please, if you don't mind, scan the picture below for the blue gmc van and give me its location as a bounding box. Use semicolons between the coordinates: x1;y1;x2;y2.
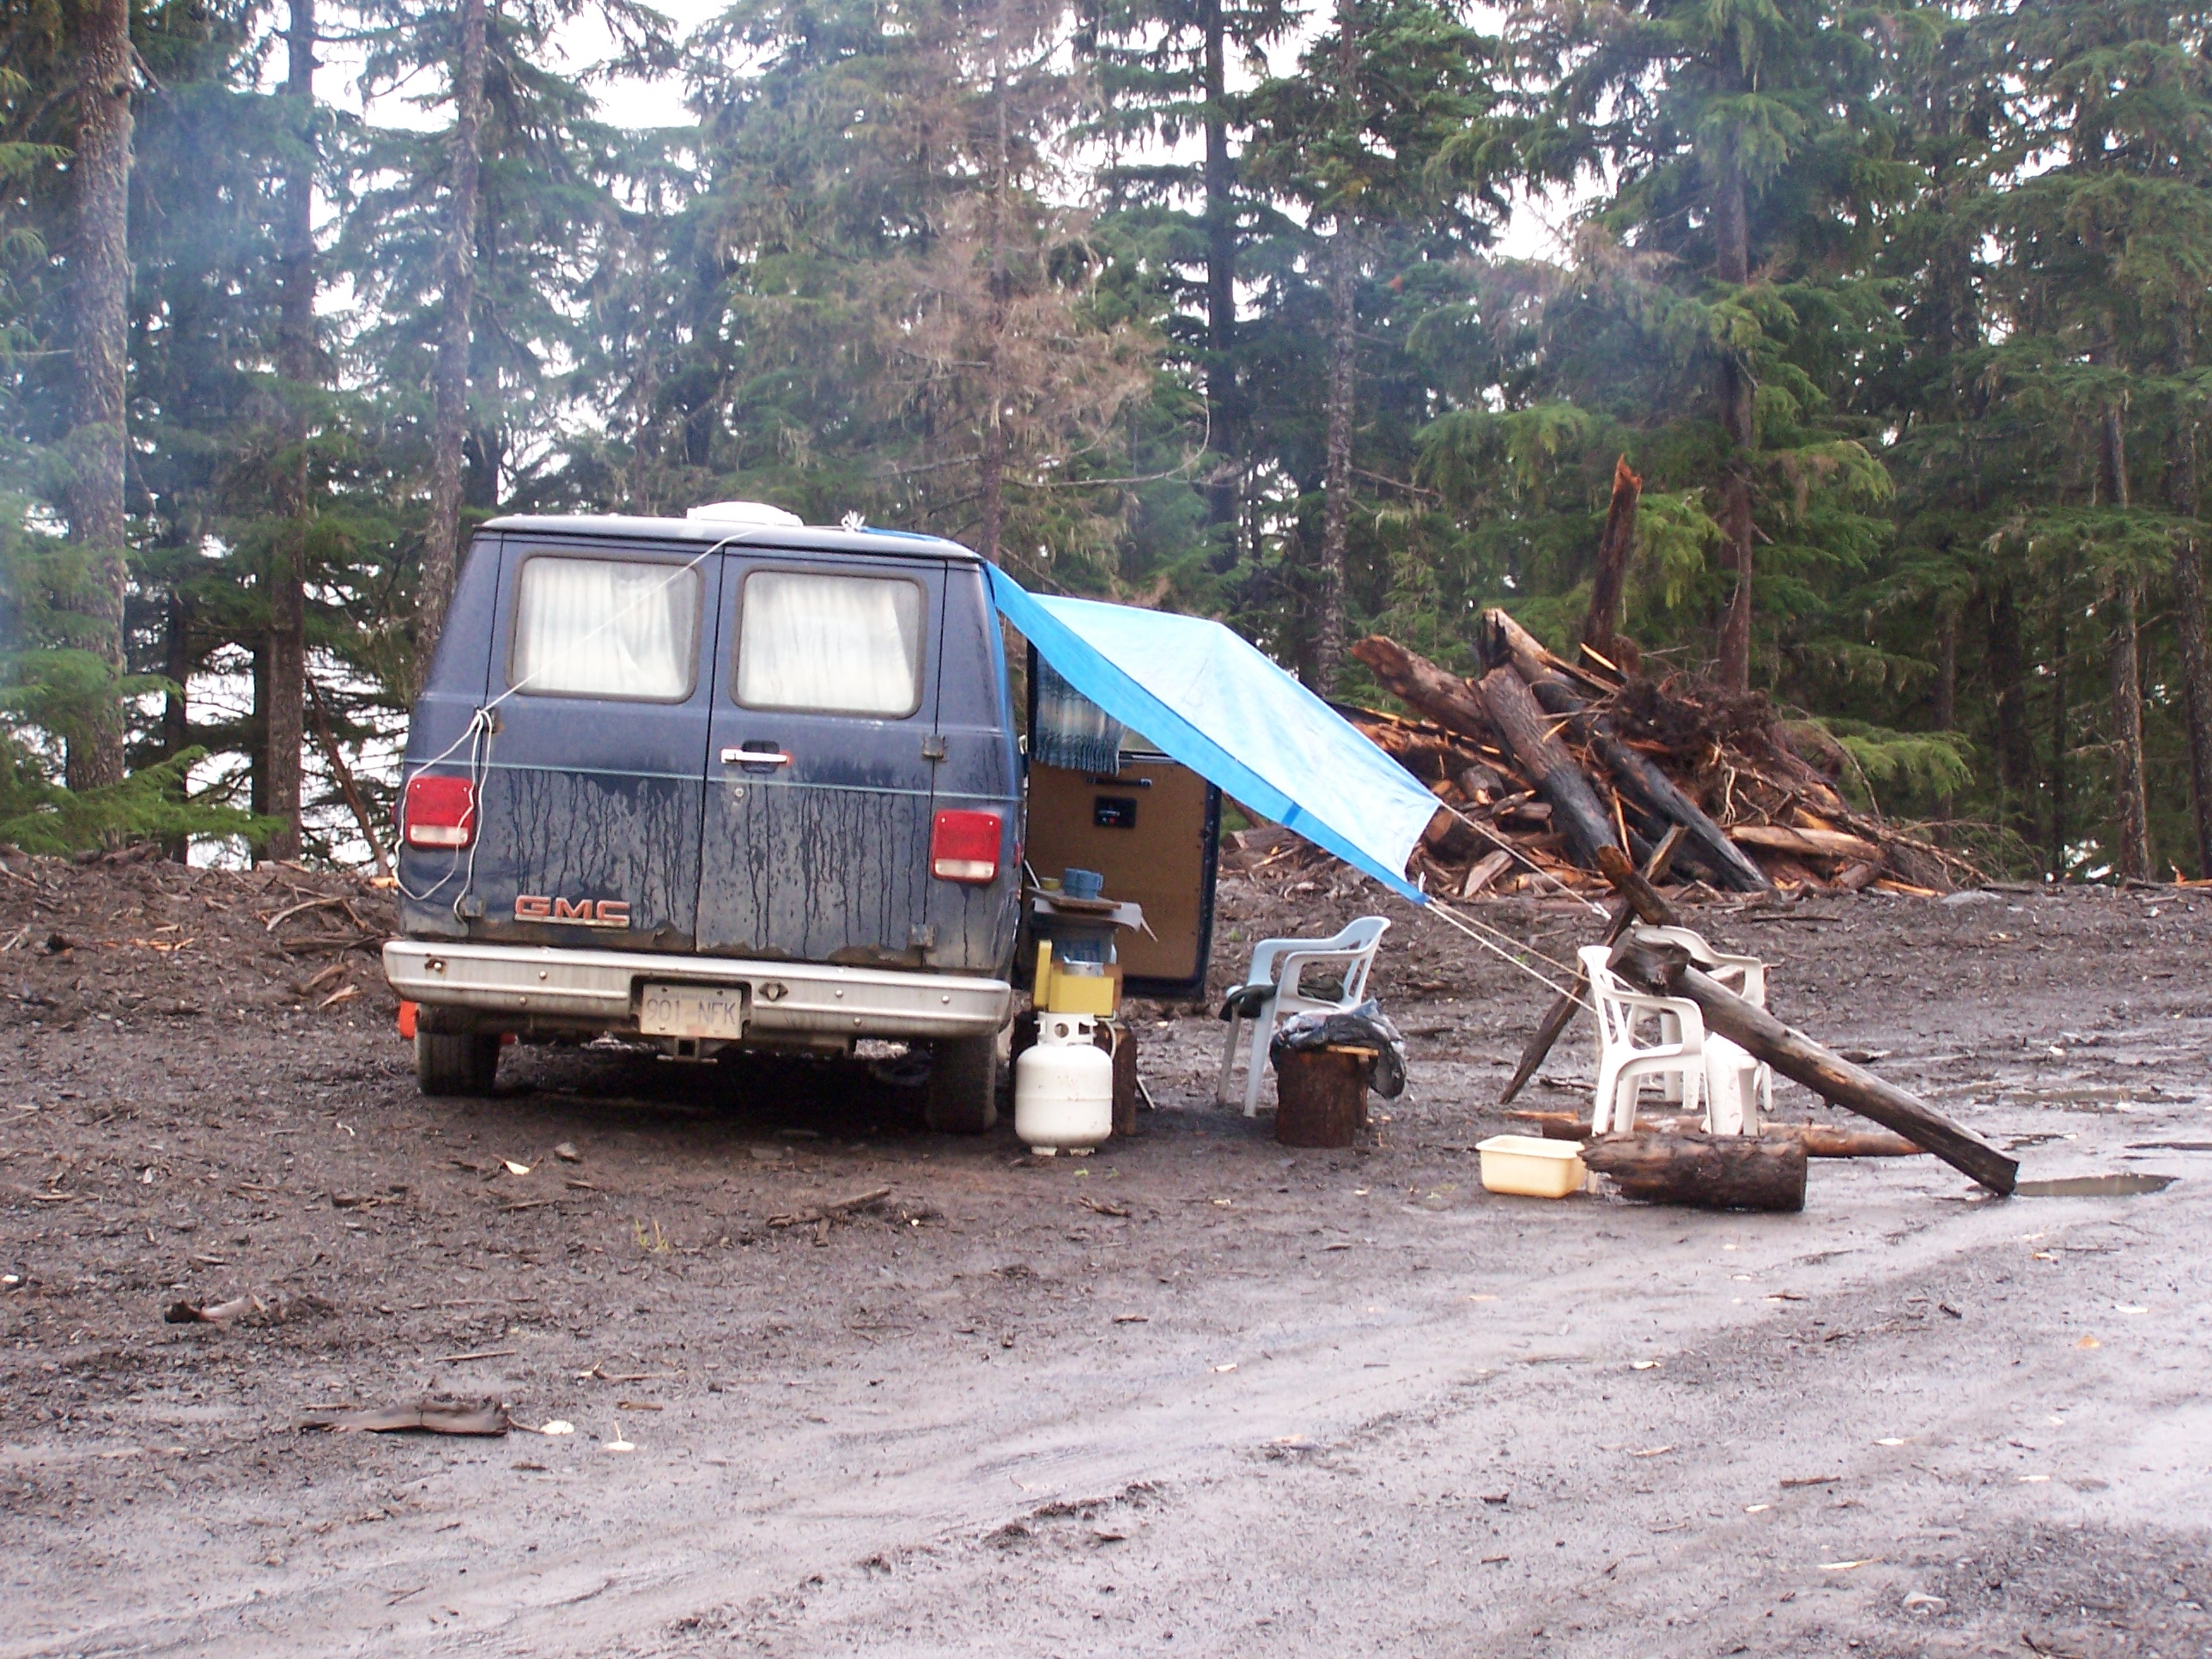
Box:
381;506;1218;1132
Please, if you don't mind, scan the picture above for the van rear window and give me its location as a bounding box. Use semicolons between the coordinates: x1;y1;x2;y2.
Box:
511;556;701;701
736;570;925;717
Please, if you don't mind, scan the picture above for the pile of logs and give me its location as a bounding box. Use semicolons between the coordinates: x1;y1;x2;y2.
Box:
1345;610;1978;898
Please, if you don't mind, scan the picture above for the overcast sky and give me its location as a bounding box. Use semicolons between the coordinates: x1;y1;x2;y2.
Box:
331;0;1571;260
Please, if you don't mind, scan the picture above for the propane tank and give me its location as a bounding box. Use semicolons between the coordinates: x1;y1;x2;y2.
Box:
1014;1012;1114;1156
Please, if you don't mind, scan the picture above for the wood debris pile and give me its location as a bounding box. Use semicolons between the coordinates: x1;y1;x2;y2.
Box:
1330;610;1976;900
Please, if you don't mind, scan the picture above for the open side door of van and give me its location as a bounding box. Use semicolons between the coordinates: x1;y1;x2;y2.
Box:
1019;648;1222;1001
695;551;951;968
465;538;720;952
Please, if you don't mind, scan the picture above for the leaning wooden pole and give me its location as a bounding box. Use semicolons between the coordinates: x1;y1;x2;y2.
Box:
1497;833;1684;1105
1607;937;2019;1195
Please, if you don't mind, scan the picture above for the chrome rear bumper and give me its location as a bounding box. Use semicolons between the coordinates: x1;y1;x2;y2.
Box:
382;939;1012;1041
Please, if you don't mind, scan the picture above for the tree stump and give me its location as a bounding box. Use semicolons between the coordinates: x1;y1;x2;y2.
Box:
1581;1130;1808;1212
1273;1046;1370;1148
1102;1022;1139;1137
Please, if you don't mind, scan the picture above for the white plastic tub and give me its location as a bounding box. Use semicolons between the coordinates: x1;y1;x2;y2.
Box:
1476;1133;1587;1199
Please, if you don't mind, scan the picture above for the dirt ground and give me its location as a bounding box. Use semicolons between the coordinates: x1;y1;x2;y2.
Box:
3;851;2209;1657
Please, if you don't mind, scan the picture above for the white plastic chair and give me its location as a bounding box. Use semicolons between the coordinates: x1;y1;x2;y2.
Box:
1216;916;1390;1116
1580;945;1707;1134
1632;926;1771;1134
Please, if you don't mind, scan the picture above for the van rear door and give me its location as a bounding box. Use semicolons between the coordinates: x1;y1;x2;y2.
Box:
470;540;719;952
696;554;945;965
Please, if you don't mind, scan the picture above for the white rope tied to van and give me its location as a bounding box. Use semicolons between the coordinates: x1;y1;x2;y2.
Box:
393;535;744;908
1414;896;1590;1006
1435;798;1610;918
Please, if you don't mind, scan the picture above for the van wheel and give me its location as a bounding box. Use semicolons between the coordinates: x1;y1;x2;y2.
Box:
416;1030;501;1097
924;1034;1000;1133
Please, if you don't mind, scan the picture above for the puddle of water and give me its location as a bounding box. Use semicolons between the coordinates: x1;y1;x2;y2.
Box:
2013;1173;2179;1198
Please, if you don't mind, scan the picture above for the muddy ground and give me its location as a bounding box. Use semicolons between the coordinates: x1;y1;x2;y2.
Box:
3;852;2209;1657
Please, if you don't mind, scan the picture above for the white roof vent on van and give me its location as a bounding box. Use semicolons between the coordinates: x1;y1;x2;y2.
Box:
686;500;804;527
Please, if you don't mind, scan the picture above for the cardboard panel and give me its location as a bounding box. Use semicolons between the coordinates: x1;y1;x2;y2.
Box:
1025;757;1217;994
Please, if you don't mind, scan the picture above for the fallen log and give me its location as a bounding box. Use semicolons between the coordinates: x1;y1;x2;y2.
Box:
1729;823;1884;863
1581;1130;1808;1212
1504;1110;1926;1158
1594;731;1773;891
1476;667;1620;867
1349;636;1496;744
1498;832;1685;1106
1793;1123;1925;1158
1488;626;1771;894
1607;937;2019;1194
1473;614;1771;894
1480;608;1613;695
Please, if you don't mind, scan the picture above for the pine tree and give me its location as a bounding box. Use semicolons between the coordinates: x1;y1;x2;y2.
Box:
1243;0;1504;691
1078;0;1294;550
61;0;136;787
1512;0;1908;692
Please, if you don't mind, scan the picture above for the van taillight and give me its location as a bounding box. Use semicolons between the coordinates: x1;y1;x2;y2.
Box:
930;810;1001;883
403;775;477;849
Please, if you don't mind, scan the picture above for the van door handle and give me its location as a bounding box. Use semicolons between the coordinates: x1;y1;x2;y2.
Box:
721;747;793;767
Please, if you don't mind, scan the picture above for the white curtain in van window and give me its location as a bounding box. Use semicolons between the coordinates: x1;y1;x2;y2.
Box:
738;571;923;715
514;556;699;700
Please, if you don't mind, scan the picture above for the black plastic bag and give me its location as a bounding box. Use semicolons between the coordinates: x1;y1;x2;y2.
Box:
1268;1000;1407;1098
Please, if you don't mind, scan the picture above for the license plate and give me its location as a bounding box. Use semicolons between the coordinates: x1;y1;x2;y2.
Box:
638;982;747;1040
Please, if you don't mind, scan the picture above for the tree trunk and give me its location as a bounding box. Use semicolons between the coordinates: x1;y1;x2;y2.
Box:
2050;604;2070;878
1987;580;2035;846
1200;0;1238;550
161;587;190;759
161;584;191;863
264;0;316;862
2106;576;2151;879
62;0;134;790
1932;605;1957;831
2101;404;2150;880
1711;149;1755;694
249;647;270;822
2170;416;2212;877
416;0;486;686
1580;454;1641;661
975;0;1012;566
1273;1047;1367;1148
1316;228;1356;696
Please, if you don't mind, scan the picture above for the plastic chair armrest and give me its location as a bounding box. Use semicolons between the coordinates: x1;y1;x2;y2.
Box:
1603;988;1706;1045
1273;946;1376;1005
1243;937;1305;984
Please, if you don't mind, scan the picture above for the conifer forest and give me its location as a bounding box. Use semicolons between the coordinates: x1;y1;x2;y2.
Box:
3;0;2209;882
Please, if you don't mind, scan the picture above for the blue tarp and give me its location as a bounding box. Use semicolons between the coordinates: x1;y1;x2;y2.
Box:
986;566;1435;904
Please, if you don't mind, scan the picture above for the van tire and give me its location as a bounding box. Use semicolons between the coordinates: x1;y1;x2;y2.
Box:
416;1030;501;1097
924;1034;1000;1133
